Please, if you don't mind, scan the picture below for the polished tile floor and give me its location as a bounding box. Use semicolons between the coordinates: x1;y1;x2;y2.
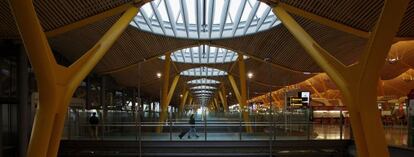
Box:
64;124;409;147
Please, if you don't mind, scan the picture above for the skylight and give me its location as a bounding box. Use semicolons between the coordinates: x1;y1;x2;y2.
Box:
191;85;216;90
193;90;214;94
196;93;211;97
159;45;248;64
188;78;220;84
130;0;280;39
180;67;227;76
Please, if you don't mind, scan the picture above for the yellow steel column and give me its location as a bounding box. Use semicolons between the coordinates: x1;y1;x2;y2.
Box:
237;55;252;132
8;0;138;156
214;97;219;112
218;89;228;112
157;74;180;132
228;75;252;132
306;80;323;98
273;0;409;156
179;90;189;114
156;52;171;132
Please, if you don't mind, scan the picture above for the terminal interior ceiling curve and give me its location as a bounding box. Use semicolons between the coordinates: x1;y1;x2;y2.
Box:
2;0;414;156
0;0;414;104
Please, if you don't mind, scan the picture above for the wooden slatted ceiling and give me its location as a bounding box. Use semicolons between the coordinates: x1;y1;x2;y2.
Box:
212;15;367;72
1;0;414;104
397;0;414;37
280;0;384;32
0;1;19;39
33;0;131;31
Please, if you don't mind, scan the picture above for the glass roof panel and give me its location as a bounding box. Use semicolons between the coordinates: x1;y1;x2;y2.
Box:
180;66;227;76
187;78;220;84
191;85;216;90
131;0;280;39
160;45;248;64
193;90;214;94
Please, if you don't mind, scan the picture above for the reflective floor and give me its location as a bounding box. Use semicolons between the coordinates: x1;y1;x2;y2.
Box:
63;124;409;147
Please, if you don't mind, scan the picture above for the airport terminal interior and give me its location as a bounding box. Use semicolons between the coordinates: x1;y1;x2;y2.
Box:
1;0;414;156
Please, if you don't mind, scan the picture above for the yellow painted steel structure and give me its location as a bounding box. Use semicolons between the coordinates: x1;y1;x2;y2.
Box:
273;0;409;156
228;74;252;133
277;2;370;38
179;90;189;113
218;88;228;112
157;73;180;132
8;0;138;156
213;97;219;111
45;3;134;37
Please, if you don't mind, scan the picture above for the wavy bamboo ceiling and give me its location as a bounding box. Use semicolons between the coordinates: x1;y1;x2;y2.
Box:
1;0;414;105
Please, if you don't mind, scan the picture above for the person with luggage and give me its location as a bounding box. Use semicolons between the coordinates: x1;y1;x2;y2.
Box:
178;114;199;139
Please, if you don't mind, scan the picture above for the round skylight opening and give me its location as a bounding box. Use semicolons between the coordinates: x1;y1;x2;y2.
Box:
193;90;214;94
191;85;216;90
188;78;220;84
180;66;227;76
159;45;248;64
130;0;280;39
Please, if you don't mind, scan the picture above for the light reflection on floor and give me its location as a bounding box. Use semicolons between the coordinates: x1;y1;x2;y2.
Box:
63;124;409;147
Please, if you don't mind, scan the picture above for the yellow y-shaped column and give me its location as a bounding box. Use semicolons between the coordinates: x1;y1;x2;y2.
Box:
157;67;180;133
218;86;229;112
273;0;409;156
8;0;138;156
179;90;189;114
228;74;252;133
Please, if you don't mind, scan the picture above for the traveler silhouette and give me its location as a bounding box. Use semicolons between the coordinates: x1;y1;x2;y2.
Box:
89;112;99;139
178;114;199;139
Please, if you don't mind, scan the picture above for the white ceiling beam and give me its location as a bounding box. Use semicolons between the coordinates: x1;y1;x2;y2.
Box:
150;1;166;35
243;1;260;35
164;0;177;37
231;0;247;36
255;7;271;32
219;0;231;38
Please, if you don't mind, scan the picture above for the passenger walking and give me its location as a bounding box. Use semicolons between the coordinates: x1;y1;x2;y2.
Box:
178;114;199;139
89;112;99;139
187;114;199;139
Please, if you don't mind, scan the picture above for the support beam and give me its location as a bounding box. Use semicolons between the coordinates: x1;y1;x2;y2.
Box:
277;2;370;38
17;44;29;157
157;74;180;132
228;74;252;132
218;88;228;112
156;52;171;132
9;0;138;156
45;3;134;37
273;0;409;156
213;97;219;112
179;89;189;113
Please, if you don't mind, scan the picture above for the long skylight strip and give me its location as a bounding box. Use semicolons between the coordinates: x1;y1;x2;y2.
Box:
187;78;220;84
191;85;217;90
196;0;202;38
180;67;227;77
131;0;279;39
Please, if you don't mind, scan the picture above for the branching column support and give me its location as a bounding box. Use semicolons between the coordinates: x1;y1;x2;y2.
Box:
157;65;180;133
214;97;220;112
307;80;323;98
228;75;252;133
179;90;189;114
8;0;139;156
218;86;228;112
273;0;409;156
